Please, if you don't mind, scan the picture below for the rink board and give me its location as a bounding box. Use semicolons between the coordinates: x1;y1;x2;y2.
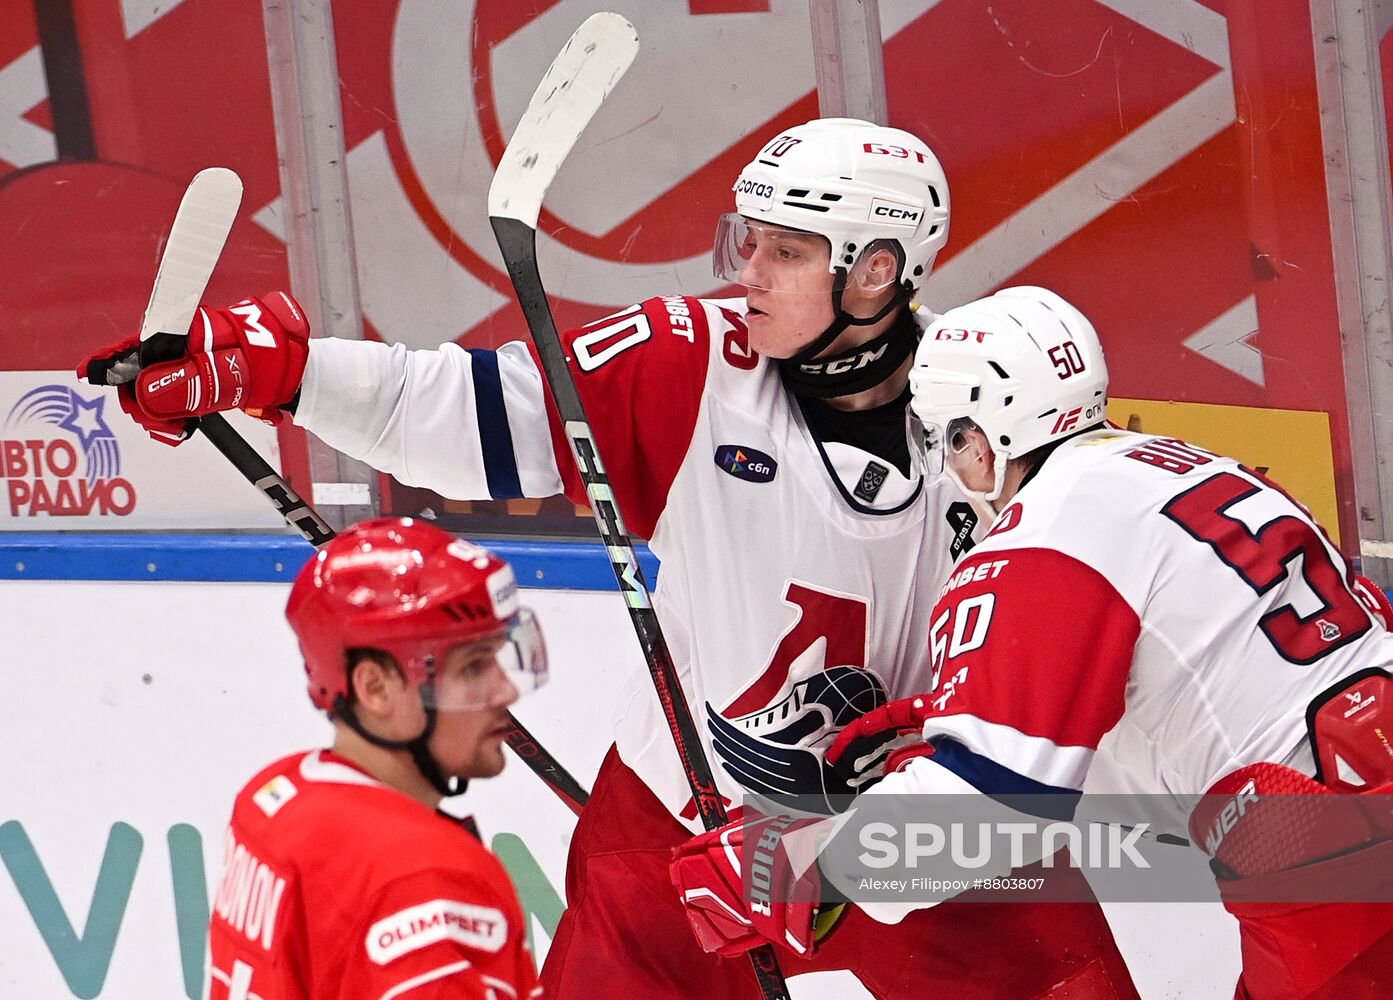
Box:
0;539;1241;999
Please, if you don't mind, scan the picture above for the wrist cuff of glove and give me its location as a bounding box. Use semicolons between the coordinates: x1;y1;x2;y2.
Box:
884;740;935;775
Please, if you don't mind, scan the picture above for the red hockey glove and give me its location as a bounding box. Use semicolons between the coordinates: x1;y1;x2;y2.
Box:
1308;668;1393;792
670;810;824;958
117;382;195;445
825;696;935;793
77;334;194;445
1352;574;1393;631
77;292;310;444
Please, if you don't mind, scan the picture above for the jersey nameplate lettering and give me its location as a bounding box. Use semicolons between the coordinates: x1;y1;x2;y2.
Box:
213;831;288;951
366;899;508;965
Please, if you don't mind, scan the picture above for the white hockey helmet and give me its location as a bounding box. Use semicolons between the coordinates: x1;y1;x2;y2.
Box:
714;118;950;293
910;287;1109;498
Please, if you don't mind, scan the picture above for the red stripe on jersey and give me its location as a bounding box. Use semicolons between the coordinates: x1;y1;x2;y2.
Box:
534;296;711;541
723;582;869;718
928;547;1139;753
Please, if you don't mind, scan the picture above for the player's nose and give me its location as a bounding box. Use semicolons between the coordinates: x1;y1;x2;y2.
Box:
490;666;520;709
738;251;765;290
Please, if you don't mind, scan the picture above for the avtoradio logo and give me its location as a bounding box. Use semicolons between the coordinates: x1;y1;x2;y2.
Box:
3;385;136;517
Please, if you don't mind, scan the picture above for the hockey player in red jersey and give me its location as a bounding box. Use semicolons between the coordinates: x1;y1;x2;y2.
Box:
82;120;1137;998
205;518;545;1000
672;286;1393;999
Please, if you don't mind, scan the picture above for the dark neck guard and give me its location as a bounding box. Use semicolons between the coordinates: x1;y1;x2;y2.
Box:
778;305;919;399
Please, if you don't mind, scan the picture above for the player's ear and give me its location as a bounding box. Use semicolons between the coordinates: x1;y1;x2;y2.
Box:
347;651;407;718
947;424;994;481
952;423;990;461
849;242;901;296
967;426;993;462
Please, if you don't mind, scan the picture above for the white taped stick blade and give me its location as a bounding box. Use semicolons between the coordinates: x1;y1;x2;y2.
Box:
487;12;638;228
140;167;243;342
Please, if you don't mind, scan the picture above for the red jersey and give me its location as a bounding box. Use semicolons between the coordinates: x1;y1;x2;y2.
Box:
206;750;539;1000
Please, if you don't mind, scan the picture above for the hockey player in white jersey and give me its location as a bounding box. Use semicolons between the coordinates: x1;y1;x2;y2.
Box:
671;285;1393;998
79;121;1137;998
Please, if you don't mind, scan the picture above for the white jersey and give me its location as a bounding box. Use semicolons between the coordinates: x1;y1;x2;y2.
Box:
882;428;1393;833
298;296;978;826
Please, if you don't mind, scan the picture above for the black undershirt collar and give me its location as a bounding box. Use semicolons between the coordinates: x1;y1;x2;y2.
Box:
797;384;914;479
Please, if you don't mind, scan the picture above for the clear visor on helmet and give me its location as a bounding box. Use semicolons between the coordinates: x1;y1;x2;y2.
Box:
416;608;549;711
909;364;984;475
917;416;982;477
711;212;834;290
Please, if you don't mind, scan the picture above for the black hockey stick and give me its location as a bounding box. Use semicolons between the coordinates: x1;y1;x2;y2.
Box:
187;418;590;816
87;169;590;817
487;14;791;997
173;415;590;814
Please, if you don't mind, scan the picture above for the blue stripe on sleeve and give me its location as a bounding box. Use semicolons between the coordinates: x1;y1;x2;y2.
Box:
467;349;524;499
930;739;1082;821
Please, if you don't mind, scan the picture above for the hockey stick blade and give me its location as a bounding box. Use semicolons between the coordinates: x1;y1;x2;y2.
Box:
94;167;243;383
486;12;637;228
130;170;588;814
126;170;332;545
140;167;243;349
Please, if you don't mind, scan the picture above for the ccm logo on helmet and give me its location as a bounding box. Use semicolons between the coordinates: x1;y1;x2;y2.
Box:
869;198;921;226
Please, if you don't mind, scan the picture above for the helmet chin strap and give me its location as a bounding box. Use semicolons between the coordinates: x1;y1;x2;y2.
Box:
331;676;465;800
405;701;464;799
778;278;916;399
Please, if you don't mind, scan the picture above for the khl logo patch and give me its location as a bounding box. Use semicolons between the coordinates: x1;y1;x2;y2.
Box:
853;461;889;503
714;445;776;483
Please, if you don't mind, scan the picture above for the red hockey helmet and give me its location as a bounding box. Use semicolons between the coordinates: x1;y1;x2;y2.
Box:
286;518;547;713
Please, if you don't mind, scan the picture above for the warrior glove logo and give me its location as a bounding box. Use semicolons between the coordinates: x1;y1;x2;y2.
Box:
715;444;777;483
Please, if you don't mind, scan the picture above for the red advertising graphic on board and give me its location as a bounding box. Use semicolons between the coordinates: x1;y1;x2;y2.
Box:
0;0;1367;543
